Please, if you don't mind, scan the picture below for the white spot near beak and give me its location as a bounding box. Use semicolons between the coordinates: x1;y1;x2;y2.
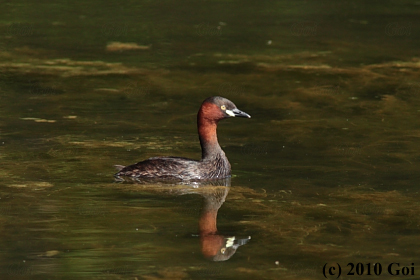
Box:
226;109;235;117
226;236;235;247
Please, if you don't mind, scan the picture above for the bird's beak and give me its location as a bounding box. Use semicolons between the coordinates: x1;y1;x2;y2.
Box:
226;108;251;118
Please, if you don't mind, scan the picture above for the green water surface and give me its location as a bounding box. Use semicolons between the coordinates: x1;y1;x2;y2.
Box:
1;0;420;279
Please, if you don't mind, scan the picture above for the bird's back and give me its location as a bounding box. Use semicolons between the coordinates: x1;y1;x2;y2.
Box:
114;154;231;181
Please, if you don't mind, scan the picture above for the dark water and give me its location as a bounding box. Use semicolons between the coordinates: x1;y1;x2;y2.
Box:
1;0;420;279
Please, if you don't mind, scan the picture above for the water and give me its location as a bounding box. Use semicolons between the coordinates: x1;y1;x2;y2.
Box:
1;0;420;279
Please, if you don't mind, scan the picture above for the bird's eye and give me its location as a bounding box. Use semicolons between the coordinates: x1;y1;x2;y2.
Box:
220;105;226;110
220;248;226;254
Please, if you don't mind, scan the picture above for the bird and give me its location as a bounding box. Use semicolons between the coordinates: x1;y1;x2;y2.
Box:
114;96;250;181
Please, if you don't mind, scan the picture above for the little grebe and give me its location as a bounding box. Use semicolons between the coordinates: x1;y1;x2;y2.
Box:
114;96;250;181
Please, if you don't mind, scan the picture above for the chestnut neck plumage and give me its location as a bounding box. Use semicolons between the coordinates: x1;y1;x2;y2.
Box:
197;104;224;160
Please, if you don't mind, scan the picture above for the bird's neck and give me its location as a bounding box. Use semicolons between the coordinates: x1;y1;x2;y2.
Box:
198;116;223;160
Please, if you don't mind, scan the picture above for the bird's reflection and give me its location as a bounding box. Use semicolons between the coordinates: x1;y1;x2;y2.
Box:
197;182;251;261
115;177;250;261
